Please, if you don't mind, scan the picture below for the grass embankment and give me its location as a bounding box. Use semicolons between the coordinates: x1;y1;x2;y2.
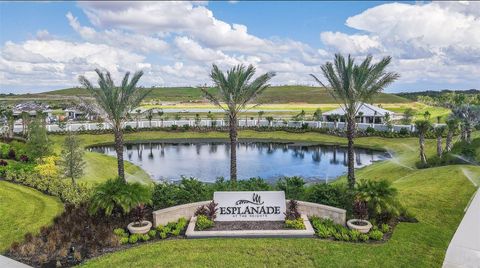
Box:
49;130;478;267
0;181;63;252
38;86;410;104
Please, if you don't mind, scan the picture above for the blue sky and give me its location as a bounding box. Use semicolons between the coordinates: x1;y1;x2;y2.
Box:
0;1;479;93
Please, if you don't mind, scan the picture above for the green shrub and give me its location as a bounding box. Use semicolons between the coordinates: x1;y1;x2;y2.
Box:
128;234;139;244
159;232;167;239
359;234;369;242
305;183;350;209
369;230;384;241
177;217;188;228
119;237;129;245
285;218;305;229
156;225;165;233
148;230;157;238
380;223;390;233
196;215;214;230
276;176;305;200
339;229;350;241
315;224;331;238
89;178;152;215
113;228;127;237
349;230;361;242
171;228;181;236
152;177;209;209
3;161;92;205
140;234;150;242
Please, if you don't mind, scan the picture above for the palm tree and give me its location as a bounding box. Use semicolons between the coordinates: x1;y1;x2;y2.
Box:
157;109;164;127
415;120;432;165
135;109;142;128
257;110;265;126
146;109;154;127
311;54;399;188
79;69;150;183
445;118;459;152
451;105;480;144
201;64;275;182
434;126;446;157
21;111;30;136
5;109;14;139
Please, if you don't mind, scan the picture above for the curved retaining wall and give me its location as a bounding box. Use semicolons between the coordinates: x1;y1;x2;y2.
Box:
153;200;346;226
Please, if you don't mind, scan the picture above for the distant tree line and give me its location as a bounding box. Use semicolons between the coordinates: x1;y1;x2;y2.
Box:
396;90;480;108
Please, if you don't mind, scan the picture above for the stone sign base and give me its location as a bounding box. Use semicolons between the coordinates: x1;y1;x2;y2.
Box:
185;215;315;238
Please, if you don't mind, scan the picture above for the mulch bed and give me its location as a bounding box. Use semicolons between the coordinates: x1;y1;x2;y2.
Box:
199;221;294;231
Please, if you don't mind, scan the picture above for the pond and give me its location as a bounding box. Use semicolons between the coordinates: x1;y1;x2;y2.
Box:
89;141;390;182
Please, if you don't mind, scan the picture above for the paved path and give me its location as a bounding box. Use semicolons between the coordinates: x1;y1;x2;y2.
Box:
443;189;480;267
0;255;32;268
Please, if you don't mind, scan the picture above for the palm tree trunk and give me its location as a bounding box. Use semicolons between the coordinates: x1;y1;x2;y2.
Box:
346;117;356;189
445;131;453;152
436;136;442;156
229;114;238;183
466;124;472;144
114;128;126;182
420;134;427;165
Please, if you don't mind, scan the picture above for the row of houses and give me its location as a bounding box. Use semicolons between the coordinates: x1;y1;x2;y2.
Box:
9;102;94;124
7;101;400;125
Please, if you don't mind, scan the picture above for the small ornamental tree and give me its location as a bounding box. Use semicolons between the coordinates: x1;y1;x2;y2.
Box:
26;117;52;161
60;132;85;185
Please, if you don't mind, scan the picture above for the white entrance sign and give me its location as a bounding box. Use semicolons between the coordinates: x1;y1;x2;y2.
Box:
214;191;286;221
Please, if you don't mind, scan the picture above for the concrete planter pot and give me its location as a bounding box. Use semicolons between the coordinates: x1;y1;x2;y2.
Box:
347;219;372;234
127;220;152;234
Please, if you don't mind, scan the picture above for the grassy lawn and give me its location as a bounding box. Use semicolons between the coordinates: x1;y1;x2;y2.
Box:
61;129;480;267
0;181;64;252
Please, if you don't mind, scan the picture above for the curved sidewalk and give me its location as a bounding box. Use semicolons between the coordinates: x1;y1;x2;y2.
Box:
443;188;480;267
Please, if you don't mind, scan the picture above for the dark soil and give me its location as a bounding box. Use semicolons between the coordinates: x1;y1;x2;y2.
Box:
198;221;289;231
351;220;368;226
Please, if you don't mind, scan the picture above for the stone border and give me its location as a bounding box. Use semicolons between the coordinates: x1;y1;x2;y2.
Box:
153;200;346;227
185;215;315;238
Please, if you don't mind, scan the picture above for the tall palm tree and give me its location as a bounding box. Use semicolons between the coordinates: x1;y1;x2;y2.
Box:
311;54;399;188
5;109;14;139
415;120;432;165
445;118;459;152
201;64;275;182
79;69;150;183
451;105;480;144
146;109;154;127
434;126;446;157
21;111;30;136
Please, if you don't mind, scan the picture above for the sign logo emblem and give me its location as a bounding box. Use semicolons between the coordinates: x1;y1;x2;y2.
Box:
235;193;264;206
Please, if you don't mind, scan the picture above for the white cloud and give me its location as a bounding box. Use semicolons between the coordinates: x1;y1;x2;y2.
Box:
3;1;479;93
0;39;150;88
320;1;480;88
77;1;267;52
320;32;382;55
66;12;169;53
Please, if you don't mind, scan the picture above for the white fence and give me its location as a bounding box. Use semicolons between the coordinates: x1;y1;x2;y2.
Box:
7;119;442;134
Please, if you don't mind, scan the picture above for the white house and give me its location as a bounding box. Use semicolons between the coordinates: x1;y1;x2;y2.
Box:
323;103;395;124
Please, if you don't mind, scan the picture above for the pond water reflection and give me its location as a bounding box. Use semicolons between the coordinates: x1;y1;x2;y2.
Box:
90;142;390;182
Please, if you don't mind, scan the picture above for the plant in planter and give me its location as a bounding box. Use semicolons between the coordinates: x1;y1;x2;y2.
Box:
284;200;305;229
195;201;218;220
347;198;372;233
194;201;217;230
127;204;152;234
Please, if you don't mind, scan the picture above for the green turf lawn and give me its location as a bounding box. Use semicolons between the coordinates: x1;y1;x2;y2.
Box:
47;130;477;267
0;181;64;252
